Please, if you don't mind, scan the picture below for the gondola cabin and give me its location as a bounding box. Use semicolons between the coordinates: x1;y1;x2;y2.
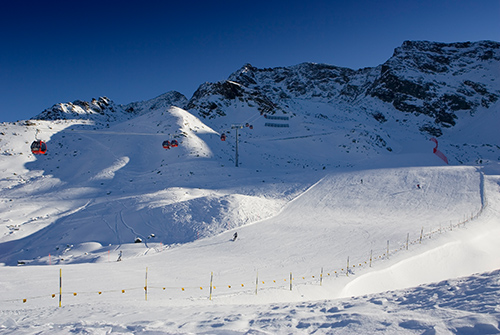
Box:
171;140;179;147
162;140;171;149
31;140;47;155
220;133;226;141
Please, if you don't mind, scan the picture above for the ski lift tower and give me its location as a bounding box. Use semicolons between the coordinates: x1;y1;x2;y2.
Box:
231;124;244;167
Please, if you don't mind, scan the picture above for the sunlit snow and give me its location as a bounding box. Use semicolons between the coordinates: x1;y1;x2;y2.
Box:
0;97;499;334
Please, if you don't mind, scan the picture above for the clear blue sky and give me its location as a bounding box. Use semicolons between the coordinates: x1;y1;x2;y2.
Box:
1;0;499;122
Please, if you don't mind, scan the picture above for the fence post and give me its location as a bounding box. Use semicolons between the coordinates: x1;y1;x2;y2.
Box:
346;257;349;277
320;267;323;286
370;250;372;267
59;268;62;307
420;227;423;243
145;267;148;301
290;272;293;291
209;272;213;300
255;271;258;295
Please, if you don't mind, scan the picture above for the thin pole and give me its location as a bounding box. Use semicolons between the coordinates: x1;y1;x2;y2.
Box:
406;233;409;250
320;267;323;286
232;124;243;167
209;272;213;300
290;272;293;291
370;249;372;267
346;257;349;277
145;267;148;301
59;268;62;307
255;271;259;295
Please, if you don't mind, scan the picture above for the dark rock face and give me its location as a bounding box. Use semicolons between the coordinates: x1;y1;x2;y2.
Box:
186;66;285;118
187;41;499;137
367;41;500;131
186;62;369;118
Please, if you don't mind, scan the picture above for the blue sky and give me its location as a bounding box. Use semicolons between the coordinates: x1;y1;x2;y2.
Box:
1;0;499;122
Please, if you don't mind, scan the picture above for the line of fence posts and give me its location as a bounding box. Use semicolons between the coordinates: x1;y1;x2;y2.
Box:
21;208;486;307
52;230;431;305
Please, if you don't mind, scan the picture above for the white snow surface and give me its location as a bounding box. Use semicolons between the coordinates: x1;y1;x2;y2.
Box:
0;105;499;334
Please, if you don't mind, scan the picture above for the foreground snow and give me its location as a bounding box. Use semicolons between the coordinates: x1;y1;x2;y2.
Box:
0;168;499;334
3;269;500;334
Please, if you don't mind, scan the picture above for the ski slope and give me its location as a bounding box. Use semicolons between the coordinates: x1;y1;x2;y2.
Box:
0;104;499;333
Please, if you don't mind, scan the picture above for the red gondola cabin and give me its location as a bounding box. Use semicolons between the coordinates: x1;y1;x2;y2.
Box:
162;140;171;149
31;140;47;155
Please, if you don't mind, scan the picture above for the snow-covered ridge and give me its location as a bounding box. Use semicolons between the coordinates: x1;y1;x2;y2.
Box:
32;91;188;124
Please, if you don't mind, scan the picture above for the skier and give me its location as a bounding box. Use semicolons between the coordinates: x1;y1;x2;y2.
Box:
117;250;122;262
232;232;238;241
417;184;421;189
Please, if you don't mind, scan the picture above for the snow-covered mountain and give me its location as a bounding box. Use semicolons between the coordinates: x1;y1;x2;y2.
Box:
186;40;499;164
189;40;499;126
1;40;500;334
34;91;188;125
31;40;500;165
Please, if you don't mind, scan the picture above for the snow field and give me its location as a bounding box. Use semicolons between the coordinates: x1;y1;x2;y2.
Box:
1;104;499;333
0;165;491;307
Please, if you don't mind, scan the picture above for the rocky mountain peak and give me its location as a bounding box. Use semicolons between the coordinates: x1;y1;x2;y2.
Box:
32;91;188;124
33;96;120;122
369;40;499;132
